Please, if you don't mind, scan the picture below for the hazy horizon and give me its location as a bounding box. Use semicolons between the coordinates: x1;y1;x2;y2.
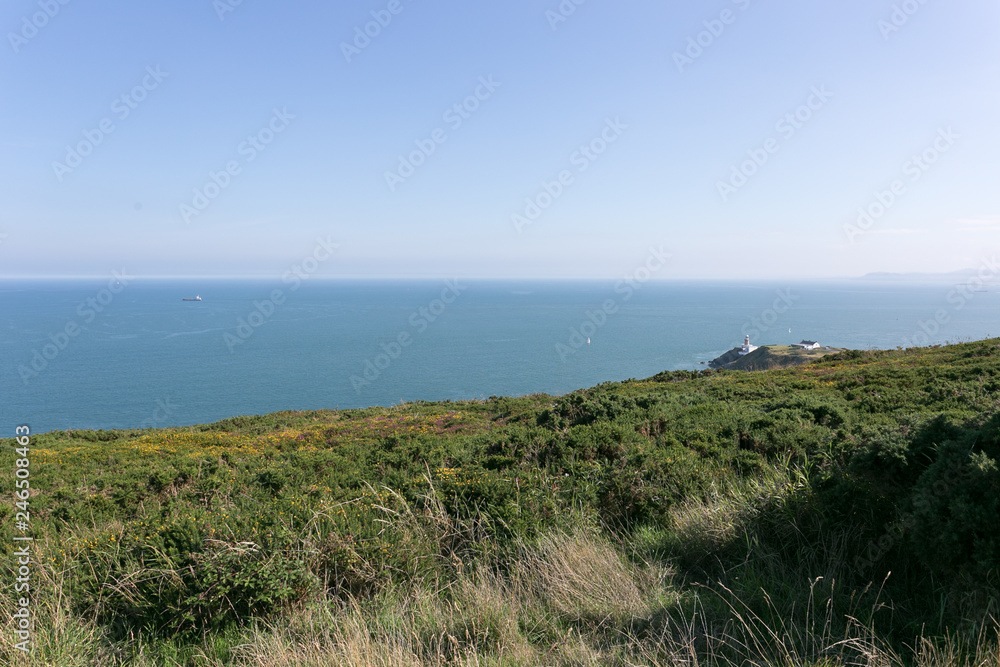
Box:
2;270;996;284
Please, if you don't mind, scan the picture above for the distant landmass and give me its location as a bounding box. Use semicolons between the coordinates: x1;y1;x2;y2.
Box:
858;269;997;283
709;344;843;371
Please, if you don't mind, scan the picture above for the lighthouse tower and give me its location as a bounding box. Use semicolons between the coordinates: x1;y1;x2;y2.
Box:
739;334;758;356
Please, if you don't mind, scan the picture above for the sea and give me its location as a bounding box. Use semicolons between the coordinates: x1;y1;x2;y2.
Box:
2;278;997;435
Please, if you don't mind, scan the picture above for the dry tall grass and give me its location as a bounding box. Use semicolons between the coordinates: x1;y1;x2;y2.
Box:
3;485;998;666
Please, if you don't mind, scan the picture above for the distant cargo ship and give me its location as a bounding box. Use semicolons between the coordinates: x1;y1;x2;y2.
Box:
182;296;202;301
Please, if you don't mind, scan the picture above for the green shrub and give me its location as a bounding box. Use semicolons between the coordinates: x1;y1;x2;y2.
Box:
908;426;1000;584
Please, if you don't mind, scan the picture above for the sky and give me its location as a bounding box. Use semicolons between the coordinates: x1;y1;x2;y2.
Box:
1;0;998;280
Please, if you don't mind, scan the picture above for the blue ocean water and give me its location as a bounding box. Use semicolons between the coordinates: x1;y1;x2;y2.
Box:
2;279;997;434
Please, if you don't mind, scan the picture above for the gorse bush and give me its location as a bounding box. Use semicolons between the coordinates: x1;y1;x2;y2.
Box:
908;415;1000;585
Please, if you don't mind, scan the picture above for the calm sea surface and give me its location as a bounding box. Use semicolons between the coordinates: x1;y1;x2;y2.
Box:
2;279;997;434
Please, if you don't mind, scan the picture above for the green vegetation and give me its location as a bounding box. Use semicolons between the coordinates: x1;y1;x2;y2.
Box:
2;339;999;665
709;344;843;370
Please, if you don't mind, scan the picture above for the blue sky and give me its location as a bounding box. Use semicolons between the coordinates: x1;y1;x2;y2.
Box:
1;0;998;279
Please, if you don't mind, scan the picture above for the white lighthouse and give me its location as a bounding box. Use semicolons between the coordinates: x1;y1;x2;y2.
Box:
739;334;758;356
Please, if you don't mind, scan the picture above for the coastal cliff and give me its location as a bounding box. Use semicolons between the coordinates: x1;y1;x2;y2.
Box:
709;344;841;371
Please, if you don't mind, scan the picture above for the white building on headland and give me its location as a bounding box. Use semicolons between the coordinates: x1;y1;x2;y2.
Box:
793;340;820;350
739;334;758;356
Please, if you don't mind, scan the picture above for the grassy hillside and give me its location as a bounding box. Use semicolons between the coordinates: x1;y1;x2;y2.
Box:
2;340;999;665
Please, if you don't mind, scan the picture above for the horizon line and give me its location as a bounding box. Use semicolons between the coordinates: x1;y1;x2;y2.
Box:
0;272;981;283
